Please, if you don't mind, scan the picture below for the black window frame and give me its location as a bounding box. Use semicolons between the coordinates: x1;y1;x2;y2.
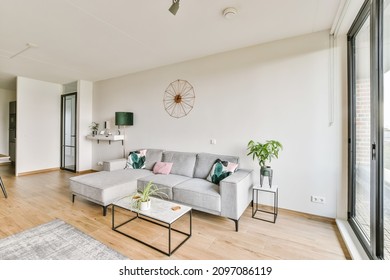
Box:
347;0;385;260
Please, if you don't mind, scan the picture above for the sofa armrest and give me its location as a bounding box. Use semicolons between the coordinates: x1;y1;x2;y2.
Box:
103;158;126;171
219;169;253;221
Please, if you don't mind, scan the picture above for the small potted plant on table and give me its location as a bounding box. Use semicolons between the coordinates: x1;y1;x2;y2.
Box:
131;181;167;211
247;139;283;187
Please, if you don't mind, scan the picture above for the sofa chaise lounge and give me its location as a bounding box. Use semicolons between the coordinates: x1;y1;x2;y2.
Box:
69;149;253;231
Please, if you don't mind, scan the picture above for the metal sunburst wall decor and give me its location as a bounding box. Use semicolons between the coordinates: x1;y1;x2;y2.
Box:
163;79;195;118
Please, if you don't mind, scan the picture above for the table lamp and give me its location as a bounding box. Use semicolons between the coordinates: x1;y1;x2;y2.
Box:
115;112;133;158
115;112;133;135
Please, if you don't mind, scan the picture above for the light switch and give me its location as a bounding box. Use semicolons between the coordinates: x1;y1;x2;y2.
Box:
210;139;217;145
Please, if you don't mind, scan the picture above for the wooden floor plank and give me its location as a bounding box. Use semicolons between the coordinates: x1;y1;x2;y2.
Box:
0;165;351;260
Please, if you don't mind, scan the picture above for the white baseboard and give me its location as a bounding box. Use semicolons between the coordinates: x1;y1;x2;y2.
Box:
336;219;370;260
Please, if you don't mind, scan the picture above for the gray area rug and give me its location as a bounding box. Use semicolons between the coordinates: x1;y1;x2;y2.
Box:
0;219;128;260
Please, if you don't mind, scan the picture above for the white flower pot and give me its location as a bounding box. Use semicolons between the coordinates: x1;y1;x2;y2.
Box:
140;200;151;211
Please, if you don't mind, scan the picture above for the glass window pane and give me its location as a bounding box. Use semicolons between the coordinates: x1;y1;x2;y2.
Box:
64;146;75;171
61;93;76;172
383;0;390;260
354;15;371;242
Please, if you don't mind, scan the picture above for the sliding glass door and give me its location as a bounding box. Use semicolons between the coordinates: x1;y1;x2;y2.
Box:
351;9;372;246
383;0;390;260
61;93;77;172
348;0;389;259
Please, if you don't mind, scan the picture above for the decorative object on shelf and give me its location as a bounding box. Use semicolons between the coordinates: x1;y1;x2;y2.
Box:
115;112;133;135
89;122;99;136
104;121;111;135
163;79;195;118
169;0;180;15
247;139;283;187
131;181;168;211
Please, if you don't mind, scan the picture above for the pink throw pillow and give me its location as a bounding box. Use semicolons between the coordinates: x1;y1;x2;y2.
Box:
227;161;239;172
153;162;173;175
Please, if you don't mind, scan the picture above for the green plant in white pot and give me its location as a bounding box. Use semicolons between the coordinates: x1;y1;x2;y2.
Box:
131;181;167;211
247;139;283;187
89;122;99;136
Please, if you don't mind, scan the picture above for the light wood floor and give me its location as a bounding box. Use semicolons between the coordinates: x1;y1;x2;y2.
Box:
0;164;351;260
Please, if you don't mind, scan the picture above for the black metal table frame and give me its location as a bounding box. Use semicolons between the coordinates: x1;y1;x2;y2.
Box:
112;204;192;256
0;176;7;198
252;186;278;223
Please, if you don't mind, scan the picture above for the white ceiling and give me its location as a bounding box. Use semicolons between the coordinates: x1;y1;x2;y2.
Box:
0;0;344;91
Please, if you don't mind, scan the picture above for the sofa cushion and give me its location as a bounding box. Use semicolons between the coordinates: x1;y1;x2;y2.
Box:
126;149;146;169
194;153;239;179
145;149;164;170
173;178;221;213
69;169;153;206
162;151;197;177
137;174;191;200
207;159;238;185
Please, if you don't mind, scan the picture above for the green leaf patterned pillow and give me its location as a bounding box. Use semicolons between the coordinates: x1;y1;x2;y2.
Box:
207;159;238;185
126;149;147;169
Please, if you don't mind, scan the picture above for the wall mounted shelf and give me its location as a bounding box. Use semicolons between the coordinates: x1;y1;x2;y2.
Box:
87;134;124;145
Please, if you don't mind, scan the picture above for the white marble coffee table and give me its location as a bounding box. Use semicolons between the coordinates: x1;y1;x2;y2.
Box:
112;196;192;256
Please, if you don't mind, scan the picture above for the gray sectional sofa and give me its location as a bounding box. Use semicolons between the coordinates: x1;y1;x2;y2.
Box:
69;149;253;231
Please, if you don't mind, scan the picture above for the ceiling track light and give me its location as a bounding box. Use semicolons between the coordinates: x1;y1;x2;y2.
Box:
9;42;38;59
169;0;180;16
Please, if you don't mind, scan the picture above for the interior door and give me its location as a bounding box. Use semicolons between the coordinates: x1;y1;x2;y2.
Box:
61;93;77;172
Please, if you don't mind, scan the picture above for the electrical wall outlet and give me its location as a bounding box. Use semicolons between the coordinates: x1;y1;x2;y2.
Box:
311;195;325;204
210;139;217;145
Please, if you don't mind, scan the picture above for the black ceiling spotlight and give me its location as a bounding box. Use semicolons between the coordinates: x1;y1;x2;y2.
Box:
169;0;180;15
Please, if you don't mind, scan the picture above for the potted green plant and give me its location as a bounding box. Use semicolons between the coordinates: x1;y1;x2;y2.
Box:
247;139;283;187
131;181;167;211
89;122;99;136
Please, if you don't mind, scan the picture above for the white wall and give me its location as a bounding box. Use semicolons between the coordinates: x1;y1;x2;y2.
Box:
93;30;346;218
0;88;16;155
77;80;93;172
16;77;62;175
335;36;349;221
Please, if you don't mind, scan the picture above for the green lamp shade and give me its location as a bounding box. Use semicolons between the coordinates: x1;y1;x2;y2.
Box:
115;112;133;126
